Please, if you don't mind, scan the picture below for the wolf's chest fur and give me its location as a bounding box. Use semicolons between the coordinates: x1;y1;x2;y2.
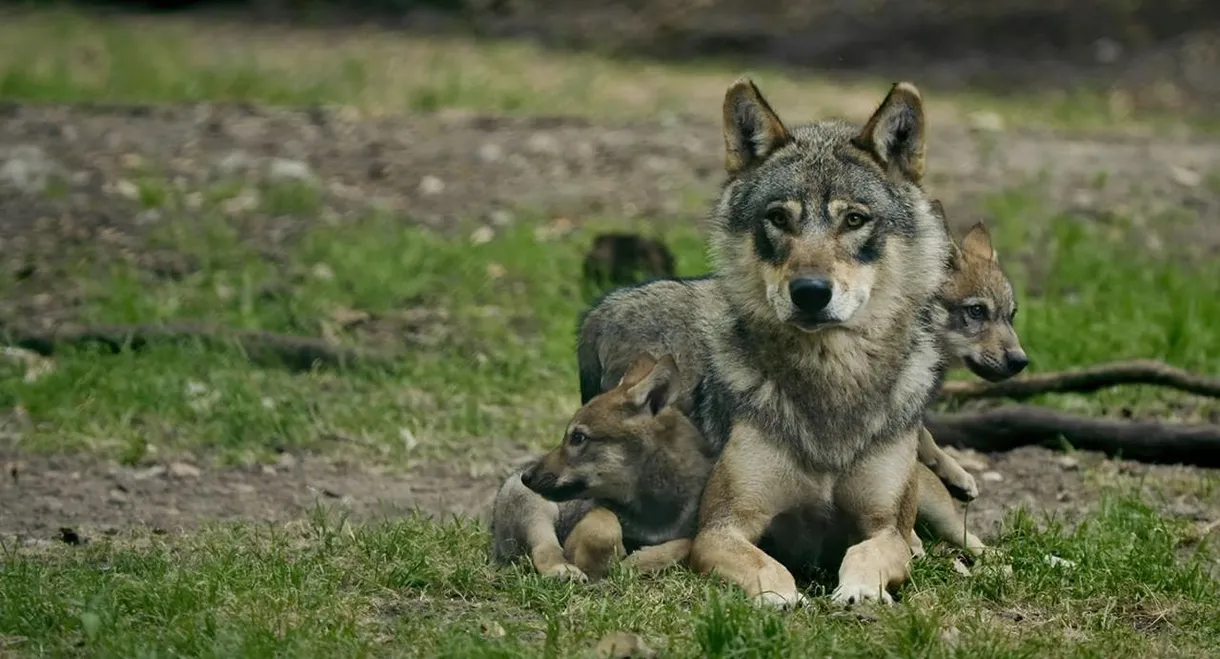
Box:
697;298;942;471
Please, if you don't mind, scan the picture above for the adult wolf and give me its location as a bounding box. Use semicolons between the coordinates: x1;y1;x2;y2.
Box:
578;78;951;606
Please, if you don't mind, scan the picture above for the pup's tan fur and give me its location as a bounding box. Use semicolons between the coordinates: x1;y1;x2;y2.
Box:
488;353;716;580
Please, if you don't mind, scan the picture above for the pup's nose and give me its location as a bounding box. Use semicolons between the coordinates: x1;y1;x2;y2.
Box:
520;461;541;489
1005;349;1029;375
789;278;833;314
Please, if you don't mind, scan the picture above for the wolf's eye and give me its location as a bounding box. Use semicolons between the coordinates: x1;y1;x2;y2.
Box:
569;430;588;447
765;207;791;230
843;211;871;230
965;304;988;320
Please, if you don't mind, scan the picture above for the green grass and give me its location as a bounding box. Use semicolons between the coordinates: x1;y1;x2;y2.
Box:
2;180;1217;464
1;496;1216;657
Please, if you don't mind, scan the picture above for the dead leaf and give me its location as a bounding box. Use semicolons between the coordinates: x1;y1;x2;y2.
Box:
2;346;56;383
329;307;371;328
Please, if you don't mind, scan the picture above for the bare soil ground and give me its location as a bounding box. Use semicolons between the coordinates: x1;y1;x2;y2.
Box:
2;102;1219;554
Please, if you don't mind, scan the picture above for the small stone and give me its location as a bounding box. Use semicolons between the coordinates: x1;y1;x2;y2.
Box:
981;471;1004;483
221;189;259;216
1093;38;1122;64
133;465;167;481
275;453;298;470
1;145;60;194
120;153;145;169
1170;165;1202;188
312;263;335;282
267;157;314;183
113;179;140;201
184;191;204;211
480;621;506;638
486;263;507;280
168;461;201;479
1043;554;1077;569
107;488;129;504
478;143;503;163
400;428;419;452
261;465;277;477
488;209;515;226
470;226;495;245
1057;455;1080;471
215;150;255;176
967;111;1005;132
527;133;561;155
419;175;445;195
593;632;656;659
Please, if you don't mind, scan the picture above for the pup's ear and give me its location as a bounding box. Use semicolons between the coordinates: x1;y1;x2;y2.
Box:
961;222;998;263
617;352;658;389
929;199;963;271
722;78;792;177
854;82;926;184
625;354;679;416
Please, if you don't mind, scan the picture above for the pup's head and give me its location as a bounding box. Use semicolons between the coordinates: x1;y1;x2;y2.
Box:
708;78;950;334
935;208;1028;382
521;353;682;504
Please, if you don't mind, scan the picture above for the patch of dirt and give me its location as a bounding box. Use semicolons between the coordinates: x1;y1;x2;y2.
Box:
0;449;531;541
2;446;1217;571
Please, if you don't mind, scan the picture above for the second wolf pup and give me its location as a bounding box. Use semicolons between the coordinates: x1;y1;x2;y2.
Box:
488;352;716;580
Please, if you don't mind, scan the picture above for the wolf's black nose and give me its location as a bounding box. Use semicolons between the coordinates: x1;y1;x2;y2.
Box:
789;278;833;314
1005;349;1029;375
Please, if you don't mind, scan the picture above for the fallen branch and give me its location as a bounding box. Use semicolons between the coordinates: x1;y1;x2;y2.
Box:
926;405;1220;468
0;322;398;373
939;360;1220;402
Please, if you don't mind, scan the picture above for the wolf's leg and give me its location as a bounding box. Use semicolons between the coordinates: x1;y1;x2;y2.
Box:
833;430;920;605
690;424;805;608
623;539;692;573
916;425;978;502
563;506;625;580
916;465;987;554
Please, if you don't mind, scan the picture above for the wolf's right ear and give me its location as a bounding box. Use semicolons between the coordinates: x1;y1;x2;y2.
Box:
929;199;963;271
723;78;792;176
624;354;679;416
855;82;926;184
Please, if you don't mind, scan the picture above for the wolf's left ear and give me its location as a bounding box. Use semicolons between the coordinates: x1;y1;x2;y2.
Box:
723;78;792;177
625;354;679;416
961;222;998;263
855;82;926;184
929;199;963;270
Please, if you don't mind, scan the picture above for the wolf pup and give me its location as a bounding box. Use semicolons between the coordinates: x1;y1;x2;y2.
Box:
917;202;1029;503
488;352;716;581
577;78;954;607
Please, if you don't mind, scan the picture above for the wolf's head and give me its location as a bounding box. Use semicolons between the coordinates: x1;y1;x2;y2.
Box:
708;79;950;336
522;352;699;505
934;208;1028;382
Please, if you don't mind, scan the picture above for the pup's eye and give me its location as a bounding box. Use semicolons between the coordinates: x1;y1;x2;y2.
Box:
568;430;588;447
965;304;988;320
843;211;871;230
765;207;790;230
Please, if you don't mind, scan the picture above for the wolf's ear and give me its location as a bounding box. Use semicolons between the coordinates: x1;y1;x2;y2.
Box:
624;354;679;416
617;352;658;390
961;222;998;263
855;82;926;184
723;78;792;176
929;199;963;270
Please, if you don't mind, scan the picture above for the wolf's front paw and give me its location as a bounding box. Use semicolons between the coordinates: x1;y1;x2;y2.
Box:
752;590;808;609
830;582;893;607
945;472;979;502
541;562;588;582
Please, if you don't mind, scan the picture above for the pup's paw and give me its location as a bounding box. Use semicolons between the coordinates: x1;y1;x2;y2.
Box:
752;590;808;610
830;583;893;607
946;473;979;502
541;562;588;582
